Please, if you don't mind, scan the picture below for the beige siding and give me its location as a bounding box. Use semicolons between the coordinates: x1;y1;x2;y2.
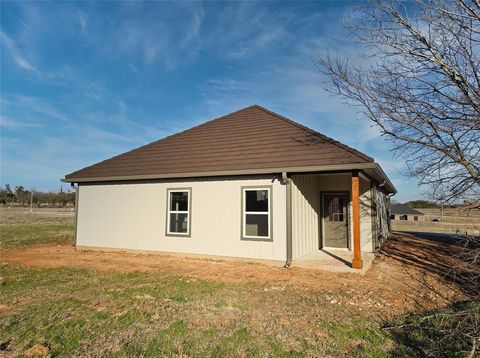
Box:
291;175;320;260
76;177;287;261
359;176;373;252
291;173;374;259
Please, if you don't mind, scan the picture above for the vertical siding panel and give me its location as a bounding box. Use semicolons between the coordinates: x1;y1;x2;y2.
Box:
295;181;299;259
291;174;323;259
300;176;305;258
312;176;316;251
308;176;312;253
312;176;316;252
291;173;375;258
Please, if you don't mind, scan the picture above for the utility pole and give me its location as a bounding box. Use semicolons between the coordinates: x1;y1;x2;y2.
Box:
30;190;33;213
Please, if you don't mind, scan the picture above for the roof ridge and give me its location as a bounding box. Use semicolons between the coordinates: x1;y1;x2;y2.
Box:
251;105;374;163
67;105;259;178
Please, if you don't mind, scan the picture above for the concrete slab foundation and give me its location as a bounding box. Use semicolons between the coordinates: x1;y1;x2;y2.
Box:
293;250;375;274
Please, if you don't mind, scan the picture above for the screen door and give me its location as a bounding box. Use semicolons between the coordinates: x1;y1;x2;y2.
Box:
322;193;349;249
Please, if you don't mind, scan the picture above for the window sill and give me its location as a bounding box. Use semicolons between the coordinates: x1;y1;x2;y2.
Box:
166;233;191;238
241;236;273;242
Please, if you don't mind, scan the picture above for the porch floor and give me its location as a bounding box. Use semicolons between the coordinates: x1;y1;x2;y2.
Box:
293;250;375;274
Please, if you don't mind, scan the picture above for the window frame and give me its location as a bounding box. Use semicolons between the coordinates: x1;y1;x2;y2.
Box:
166;188;192;237
241;186;273;241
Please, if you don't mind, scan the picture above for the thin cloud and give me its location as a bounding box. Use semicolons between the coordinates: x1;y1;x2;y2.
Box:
1;2;414;198
5;95;71;123
0;114;42;130
0;30;41;75
74;11;88;34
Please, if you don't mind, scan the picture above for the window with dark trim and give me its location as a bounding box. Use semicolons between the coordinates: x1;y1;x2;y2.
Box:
167;189;190;235
242;188;271;239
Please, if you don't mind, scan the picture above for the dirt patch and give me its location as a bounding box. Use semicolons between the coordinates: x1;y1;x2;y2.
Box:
24;343;50;357
2;232;472;316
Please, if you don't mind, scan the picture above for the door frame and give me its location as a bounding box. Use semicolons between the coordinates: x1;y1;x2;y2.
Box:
320;191;351;251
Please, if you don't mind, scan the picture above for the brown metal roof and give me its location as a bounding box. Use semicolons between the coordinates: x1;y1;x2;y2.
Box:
390;204;424;215
65;105;376;181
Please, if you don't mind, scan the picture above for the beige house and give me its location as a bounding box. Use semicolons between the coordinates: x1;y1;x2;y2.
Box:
63;105;396;269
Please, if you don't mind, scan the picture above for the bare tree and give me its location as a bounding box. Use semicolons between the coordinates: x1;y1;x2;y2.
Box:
317;0;480;208
318;1;480;355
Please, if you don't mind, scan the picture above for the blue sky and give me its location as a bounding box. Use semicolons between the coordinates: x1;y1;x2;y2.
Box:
1;1;421;201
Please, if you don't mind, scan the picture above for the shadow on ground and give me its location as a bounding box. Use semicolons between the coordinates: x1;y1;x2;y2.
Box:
380;232;480;357
380;231;480;296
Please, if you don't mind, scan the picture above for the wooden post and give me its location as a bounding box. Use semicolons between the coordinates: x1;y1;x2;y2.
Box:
351;170;363;269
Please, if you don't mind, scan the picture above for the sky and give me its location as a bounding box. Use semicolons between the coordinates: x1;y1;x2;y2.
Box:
1;1;422;202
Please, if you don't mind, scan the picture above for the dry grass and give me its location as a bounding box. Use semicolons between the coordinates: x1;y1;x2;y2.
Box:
392;208;480;235
0;208;74;248
0;208;477;357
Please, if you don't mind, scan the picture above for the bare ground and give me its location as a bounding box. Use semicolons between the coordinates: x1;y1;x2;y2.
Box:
2;232;473;318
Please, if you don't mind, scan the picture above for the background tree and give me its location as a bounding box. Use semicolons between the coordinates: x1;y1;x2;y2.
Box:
0;185;75;207
318;0;480;209
0;184;15;205
14;186;28;205
404;199;440;208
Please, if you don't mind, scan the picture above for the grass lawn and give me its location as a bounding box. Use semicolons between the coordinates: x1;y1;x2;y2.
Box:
0;208;74;248
0;263;394;357
1;208;477;357
1;222;74;248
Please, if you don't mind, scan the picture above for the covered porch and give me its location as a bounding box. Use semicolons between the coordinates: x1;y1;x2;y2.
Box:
287;169;391;271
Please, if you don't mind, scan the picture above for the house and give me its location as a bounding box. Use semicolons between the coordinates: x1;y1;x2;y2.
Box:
390;204;424;221
63;105;396;269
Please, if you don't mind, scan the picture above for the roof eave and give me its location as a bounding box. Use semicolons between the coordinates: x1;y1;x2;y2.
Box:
364;164;397;194
62;162;397;193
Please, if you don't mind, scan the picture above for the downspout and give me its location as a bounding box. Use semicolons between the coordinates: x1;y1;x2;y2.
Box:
386;192;395;239
282;172;292;268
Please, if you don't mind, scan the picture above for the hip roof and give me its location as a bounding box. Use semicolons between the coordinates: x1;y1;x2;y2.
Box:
64;105;395;193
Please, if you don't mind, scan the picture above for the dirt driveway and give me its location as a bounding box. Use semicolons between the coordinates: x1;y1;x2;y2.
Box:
2;232;473;317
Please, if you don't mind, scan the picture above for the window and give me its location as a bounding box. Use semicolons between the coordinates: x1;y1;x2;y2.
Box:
390;214;396;220
242;187;271;240
167;189;190;236
414;216;418;221
327;196;345;222
399;215;408;221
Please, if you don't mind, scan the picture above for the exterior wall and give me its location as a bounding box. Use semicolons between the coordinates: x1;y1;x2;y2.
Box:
291;175;320;260
359;176;373;253
76;176;287;261
391;214;424;221
291;173;374;259
371;186;391;251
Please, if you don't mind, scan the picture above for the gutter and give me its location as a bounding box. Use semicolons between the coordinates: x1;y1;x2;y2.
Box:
282;172;292;268
63;162;396;193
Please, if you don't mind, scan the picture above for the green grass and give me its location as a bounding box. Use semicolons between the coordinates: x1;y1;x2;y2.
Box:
3;213;471;357
0;222;74;248
0;262;398;357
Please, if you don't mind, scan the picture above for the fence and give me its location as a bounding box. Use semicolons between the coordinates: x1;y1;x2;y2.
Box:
392;220;480;235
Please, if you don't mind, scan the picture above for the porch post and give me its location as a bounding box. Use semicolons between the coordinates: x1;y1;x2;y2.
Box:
351;170;363;269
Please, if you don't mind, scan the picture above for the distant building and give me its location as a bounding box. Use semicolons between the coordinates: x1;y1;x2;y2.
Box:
390;204;424;221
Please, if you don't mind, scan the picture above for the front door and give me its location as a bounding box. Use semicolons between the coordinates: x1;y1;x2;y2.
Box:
321;193;349;249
